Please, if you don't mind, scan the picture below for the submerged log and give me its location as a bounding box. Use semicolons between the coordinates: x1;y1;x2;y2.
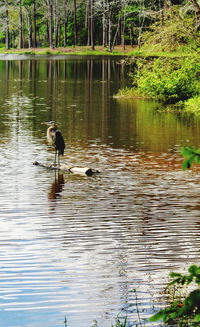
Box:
33;161;99;176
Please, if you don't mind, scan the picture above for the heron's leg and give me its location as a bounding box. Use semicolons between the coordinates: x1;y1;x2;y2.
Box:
58;155;60;167
54;150;57;166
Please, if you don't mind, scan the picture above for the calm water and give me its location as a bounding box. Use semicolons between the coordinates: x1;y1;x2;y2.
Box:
1;57;200;327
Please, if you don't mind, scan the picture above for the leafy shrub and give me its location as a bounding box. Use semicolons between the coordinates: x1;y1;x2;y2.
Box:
150;265;200;325
181;146;200;170
135;56;200;102
141;7;200;52
43;49;53;55
24;50;35;55
184;96;200;113
114;86;142;98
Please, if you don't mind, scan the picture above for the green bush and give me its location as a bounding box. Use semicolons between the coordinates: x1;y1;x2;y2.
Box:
181;146;200;170
43;49;53;55
184;96;200;113
150;265;200;326
135;56;200;102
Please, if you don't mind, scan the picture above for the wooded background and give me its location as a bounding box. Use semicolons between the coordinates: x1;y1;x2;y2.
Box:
0;0;200;51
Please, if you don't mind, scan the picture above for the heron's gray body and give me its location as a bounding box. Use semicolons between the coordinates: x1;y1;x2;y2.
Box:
42;121;65;165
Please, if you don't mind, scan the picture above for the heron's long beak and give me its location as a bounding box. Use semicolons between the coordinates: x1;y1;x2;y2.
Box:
41;121;56;127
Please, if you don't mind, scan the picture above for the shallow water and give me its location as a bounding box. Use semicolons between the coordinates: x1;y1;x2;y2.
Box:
0;57;200;327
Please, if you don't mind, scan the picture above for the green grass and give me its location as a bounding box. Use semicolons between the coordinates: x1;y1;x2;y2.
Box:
67;49;126;56
0;47;124;56
24;50;36;55
0;47;195;58
126;50;194;58
184;96;200;114
113;87;151;99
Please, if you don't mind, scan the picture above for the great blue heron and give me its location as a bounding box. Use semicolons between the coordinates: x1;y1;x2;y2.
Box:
41;121;65;166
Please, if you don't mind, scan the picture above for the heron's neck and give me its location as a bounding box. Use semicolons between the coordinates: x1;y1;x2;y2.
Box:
47;126;56;144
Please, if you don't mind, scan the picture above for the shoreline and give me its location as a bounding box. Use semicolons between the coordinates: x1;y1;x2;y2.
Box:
0;53;127;60
0;45;193;59
0;45;134;57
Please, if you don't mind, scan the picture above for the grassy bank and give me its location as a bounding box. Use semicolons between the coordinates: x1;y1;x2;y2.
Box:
0;45;135;56
0;45;195;58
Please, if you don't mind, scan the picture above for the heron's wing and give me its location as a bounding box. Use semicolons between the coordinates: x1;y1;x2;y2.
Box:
55;130;65;155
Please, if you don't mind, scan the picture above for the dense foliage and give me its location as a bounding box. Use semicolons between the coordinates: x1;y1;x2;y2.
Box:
141;7;200;52
150;265;200;326
112;1;200;108
0;0;200;51
0;0;148;50
133;56;200;102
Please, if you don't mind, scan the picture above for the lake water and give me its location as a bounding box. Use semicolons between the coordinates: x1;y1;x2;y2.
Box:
1;56;200;327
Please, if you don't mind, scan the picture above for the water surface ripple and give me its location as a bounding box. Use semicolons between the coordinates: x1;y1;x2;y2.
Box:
0;58;200;327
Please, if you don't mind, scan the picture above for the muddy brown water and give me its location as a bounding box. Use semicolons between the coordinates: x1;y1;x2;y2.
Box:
0;57;200;326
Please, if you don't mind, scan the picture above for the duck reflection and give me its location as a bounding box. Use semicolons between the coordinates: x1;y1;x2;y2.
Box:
48;172;65;201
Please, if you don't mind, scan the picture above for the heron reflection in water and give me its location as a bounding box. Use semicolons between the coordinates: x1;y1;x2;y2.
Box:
41;121;65;166
48;173;65;201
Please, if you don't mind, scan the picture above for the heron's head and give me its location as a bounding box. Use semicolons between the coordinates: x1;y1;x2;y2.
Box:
41;121;57;127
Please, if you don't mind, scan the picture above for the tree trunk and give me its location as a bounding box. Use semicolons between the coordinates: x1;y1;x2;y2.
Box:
106;0;109;46
102;0;106;47
189;0;200;30
112;17;120;51
90;0;94;50
108;11;112;52
64;15;68;47
54;0;59;47
73;0;77;45
48;0;53;48
87;0;90;46
58;19;61;46
46;19;49;45
19;0;23;49
64;0;68;46
130;25;133;47
28;7;33;48
121;0;125;50
5;0;9;50
33;0;37;47
12;30;15;48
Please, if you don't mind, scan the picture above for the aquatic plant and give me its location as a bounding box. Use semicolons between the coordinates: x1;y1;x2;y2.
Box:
111;314;128;327
113;87;142;99
64;316;67;326
150;265;200;326
90;315;128;327
181;146;200;170
91;320;98;327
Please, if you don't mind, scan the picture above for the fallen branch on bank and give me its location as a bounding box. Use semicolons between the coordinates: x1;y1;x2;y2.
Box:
33;161;100;176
